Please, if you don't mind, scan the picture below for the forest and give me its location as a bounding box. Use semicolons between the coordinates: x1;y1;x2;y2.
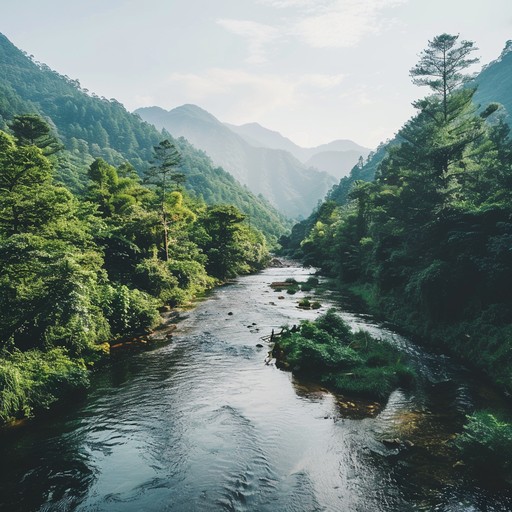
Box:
0;116;271;423
0;31;292;424
0;33;290;245
280;34;512;475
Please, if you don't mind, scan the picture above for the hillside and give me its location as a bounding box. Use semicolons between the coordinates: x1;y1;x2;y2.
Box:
305;40;512;217
473;40;512;122
280;35;512;405
0;33;290;241
136;105;336;218
226;121;371;179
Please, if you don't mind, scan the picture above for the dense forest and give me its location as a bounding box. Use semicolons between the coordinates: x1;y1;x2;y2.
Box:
0;33;290;244
0;30;290;424
280;35;512;474
0;118;272;423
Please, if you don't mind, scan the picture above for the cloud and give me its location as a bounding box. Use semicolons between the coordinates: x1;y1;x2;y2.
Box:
218;1;406;64
164;68;345;120
216;19;279;64
292;0;407;48
257;0;406;48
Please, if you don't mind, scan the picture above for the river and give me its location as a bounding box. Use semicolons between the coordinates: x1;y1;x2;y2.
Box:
1;265;511;511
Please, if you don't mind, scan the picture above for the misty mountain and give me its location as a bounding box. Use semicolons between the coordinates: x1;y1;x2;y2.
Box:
473;40;512;122
303;150;366;180
226;121;371;179
135;105;336;218
0;33;290;241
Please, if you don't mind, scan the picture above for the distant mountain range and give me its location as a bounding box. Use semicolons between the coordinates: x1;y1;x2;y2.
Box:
136;105;346;218
303;39;512;214
226;122;370;177
0;33;291;241
135;105;372;217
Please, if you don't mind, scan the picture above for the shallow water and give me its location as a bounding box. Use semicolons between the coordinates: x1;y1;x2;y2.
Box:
1;266;511;511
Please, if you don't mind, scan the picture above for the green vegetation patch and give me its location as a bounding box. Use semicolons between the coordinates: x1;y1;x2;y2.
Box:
456;411;512;483
0;348;89;423
273;309;416;400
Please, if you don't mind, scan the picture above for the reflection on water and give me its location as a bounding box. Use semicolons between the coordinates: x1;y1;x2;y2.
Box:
0;266;511;511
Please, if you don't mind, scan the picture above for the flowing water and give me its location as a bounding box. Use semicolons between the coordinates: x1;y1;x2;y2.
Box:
1;265;512;511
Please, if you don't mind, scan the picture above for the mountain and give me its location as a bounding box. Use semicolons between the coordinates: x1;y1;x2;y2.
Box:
304;150;365;180
282;39;512;255
0;33;290;242
135;105;336;218
473;40;512;121
318;40;512;211
226;121;371;179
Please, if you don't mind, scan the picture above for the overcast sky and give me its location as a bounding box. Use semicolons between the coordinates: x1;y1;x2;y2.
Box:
2;0;511;148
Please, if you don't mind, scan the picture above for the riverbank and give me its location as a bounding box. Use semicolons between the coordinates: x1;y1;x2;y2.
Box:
2;264;512;510
341;280;512;484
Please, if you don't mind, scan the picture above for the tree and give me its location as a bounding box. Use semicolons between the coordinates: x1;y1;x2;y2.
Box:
410;33;479;121
144;140;181;261
9;114;62;155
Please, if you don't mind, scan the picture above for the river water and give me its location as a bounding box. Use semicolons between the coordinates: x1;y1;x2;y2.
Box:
1;265;511;511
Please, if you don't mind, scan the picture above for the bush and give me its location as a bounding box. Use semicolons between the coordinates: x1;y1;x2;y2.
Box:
133;258;179;301
0;348;89;423
456;412;512;481
273;310;416;400
105;284;160;336
298;298;311;308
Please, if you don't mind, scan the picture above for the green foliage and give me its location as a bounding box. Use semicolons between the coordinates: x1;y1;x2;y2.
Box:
286;34;512;397
103;284;160;337
456;412;512;481
274;310;416;399
0;348;89;423
9;113;62;155
0;36;283;424
0;34;290;243
196;204;269;280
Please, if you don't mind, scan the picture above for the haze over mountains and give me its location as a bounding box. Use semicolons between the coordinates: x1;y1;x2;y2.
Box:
135;105;370;217
0;33;290;240
226;122;371;178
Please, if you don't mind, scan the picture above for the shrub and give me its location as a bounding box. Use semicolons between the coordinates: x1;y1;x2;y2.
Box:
133;258;179;301
273;310;416;400
298;298;311;308
456;412;512;481
0;348;89;423
105;284;160;336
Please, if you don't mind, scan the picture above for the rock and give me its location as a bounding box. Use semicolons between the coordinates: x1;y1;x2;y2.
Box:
278;296;285;299
228;312;233;316
382;438;402;448
268;257;285;267
256;343;264;348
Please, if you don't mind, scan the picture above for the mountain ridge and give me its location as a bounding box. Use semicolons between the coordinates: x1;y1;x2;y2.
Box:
0;32;290;241
135;104;336;218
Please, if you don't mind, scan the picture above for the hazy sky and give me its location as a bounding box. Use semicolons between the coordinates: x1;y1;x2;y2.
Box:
2;0;511;148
